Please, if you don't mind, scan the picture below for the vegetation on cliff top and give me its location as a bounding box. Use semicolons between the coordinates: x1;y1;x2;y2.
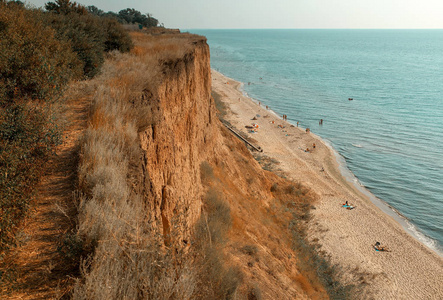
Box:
0;0;139;253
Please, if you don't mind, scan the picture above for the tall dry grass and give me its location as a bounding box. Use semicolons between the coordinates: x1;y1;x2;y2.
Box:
71;32;211;299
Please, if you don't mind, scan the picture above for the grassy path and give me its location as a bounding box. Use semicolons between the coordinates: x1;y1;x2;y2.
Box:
2;91;91;299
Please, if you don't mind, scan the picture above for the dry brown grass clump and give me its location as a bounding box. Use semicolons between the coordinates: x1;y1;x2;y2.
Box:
71;33;202;299
129;31;206;62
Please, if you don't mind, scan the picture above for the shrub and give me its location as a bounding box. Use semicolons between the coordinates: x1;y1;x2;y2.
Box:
57;232;85;262
200;161;215;184
43;6;133;78
248;285;262;300
270;183;278;192
102;17;133;52
44;12;105;78
241;245;258;256
0;4;82;103
0;102;62;250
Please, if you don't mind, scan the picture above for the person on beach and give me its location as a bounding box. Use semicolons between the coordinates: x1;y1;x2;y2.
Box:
306;128;310;133
342;201;355;210
297;121;299;127
373;241;390;252
313;143;316;149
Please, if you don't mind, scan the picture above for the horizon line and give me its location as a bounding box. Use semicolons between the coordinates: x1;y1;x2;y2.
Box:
184;28;443;30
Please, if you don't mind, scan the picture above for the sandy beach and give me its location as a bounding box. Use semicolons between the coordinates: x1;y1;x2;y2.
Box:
212;69;443;299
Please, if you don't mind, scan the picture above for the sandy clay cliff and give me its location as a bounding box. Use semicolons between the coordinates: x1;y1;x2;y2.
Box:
69;32;338;299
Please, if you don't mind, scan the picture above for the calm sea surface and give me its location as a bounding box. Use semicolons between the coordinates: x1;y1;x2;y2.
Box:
191;29;443;253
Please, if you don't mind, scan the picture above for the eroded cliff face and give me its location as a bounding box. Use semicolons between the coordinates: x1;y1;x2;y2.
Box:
139;37;217;241
134;33;327;299
73;32;327;299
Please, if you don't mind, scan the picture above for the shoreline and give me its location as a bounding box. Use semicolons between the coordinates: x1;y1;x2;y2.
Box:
329;139;443;257
222;69;442;256
212;69;443;298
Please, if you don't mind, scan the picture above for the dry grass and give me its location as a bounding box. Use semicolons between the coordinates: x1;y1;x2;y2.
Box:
129;32;205;63
71;32;205;299
270;183;358;299
212;90;229;120
194;163;243;299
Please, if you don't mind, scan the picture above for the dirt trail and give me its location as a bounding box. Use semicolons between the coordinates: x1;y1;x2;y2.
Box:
2;93;90;299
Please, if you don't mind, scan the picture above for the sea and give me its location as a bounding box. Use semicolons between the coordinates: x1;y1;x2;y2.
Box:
190;29;443;254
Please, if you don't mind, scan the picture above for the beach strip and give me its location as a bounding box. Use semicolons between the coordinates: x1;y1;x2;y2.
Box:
211;69;443;299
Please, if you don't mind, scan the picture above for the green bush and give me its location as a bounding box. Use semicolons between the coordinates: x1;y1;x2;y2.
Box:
44;12;106;78
0;4;82;103
102;17;133;52
44;3;133;78
0;102;62;250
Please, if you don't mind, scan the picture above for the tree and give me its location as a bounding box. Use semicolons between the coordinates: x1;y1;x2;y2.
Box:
117;8;159;28
118;8;145;24
102;11;119;20
87;5;104;17
145;13;159;28
45;0;87;15
2;0;24;6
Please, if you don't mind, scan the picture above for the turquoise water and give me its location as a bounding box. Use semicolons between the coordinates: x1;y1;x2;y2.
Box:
191;29;443;253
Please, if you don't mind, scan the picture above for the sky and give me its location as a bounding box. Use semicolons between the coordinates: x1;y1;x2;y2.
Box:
25;0;443;29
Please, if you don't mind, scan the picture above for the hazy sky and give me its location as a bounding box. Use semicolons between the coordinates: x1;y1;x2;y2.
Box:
25;0;443;29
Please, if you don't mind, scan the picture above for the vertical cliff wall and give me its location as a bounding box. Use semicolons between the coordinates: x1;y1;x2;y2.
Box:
138;37;218;241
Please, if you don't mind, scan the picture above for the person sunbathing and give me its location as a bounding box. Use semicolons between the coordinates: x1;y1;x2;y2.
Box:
373;241;390;252
342;201;355;210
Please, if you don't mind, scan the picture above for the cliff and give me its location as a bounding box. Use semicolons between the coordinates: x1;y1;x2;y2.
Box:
138;37;216;243
73;32;329;299
134;33;329;299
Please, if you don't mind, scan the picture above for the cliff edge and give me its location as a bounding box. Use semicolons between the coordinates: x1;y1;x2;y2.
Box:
72;31;331;299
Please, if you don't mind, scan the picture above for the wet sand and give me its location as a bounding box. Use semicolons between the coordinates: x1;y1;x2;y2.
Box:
212;69;443;299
